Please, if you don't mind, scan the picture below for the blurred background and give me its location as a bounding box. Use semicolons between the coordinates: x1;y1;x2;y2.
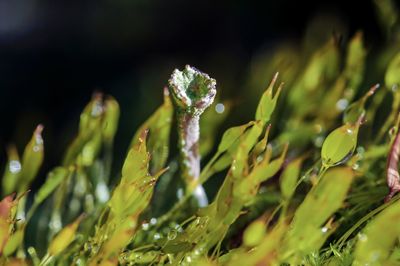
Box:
0;0;394;182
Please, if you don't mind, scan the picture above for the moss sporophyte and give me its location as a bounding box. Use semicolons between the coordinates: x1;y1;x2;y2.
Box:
168;65;216;206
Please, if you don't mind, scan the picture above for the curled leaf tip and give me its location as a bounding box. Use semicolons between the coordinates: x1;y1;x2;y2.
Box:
272;72;279;82
35;124;44;133
138;129;149;144
168;65;217;115
92;91;104;100
367;83;380;96
163;86;170;97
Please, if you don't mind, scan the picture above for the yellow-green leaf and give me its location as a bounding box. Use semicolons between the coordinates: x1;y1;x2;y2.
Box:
255;73;283;124
18;125;44;192
102;96;120;143
2;145;21;196
321;124;358;167
243;220;266;247
3;228;24;256
284;167;354;257
280;157;303;200
353;200;400;266
48;214;84;256
130;88;173;173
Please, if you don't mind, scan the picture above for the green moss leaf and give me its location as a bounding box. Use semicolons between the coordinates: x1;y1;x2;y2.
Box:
255;73;283;124
130;88;173;174
353;201;400;265
321;124;358;167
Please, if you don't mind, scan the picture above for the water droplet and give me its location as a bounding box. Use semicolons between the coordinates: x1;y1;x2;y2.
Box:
176;188;184;199
321;227;328;233
35;135;43;145
49;219;62;231
9;160;21;173
358;233;367;242
174;223;183;232
194;248;202;255
357;146;365;154
153;233;161;240
95;182;109;203
84;243;92;252
215;103;225;114
142;223;149;231
314;136;324;147
167;229;177;240
150;218;157;225
186;256;192;263
314;124;323;133
352;163;360;170
336;99;349;111
91;102;103;117
371;251;380;262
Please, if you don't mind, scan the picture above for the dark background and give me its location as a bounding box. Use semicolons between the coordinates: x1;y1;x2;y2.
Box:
0;0;390;178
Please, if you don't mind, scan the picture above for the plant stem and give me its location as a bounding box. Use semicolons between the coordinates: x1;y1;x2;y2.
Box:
177;112;201;183
168;65;217;207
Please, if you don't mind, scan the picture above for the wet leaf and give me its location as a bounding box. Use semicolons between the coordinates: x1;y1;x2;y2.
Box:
243;219;266;247
280;157;303;200
2;145;21;196
255;73;283;124
199;122;254;184
321;124;359;167
385;52;400;89
48;214;84;256
234;144;287;204
3;228;24;256
102;96;120;143
284;167;354;257
353;200;400;265
97;216;137;260
344;31;366;92
231;121;264;179
216;122;253;154
63;94;104;166
0;194;17;254
343;84;379;125
18;125;44;192
30;167;69;212
110;129;164;218
130;88;173;173
80;131;102;166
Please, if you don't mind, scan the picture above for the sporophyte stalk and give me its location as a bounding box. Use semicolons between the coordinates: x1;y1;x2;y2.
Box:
168;65;217;206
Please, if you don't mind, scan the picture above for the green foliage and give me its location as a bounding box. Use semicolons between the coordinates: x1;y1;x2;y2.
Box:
2;10;400;266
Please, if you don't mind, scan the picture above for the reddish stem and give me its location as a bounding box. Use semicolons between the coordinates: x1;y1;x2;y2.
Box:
385;131;400;202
